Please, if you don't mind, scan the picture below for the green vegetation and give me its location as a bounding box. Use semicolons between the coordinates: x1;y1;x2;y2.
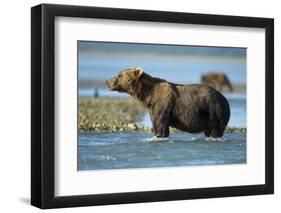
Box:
79;98;246;133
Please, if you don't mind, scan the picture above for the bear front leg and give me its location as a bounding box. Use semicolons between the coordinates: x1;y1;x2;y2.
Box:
154;122;169;137
149;107;170;137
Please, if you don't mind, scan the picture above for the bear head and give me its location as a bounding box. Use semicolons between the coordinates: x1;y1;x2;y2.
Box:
106;67;144;93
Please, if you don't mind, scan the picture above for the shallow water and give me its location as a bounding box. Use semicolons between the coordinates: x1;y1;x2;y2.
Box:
78;131;246;171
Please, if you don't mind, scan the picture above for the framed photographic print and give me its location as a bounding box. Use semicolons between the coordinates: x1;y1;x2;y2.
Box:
31;3;274;209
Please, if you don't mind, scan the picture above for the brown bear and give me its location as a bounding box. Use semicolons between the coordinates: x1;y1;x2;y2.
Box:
106;67;230;138
201;72;233;92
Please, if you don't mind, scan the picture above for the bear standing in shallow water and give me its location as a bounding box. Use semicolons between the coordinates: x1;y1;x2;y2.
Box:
106;67;230;138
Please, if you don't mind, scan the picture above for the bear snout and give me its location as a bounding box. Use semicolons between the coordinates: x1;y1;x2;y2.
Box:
105;80;113;89
106;78;118;91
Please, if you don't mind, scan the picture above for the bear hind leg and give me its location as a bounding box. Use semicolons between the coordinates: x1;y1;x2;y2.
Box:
205;109;226;138
209;128;223;138
204;121;224;138
204;129;211;137
204;128;223;138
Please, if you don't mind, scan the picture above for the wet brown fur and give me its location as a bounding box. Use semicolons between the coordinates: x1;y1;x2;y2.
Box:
106;68;230;138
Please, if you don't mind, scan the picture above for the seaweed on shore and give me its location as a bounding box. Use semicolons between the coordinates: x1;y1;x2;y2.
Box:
79;98;146;132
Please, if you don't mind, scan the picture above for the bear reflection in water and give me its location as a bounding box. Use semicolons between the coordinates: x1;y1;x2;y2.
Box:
106;67;230;138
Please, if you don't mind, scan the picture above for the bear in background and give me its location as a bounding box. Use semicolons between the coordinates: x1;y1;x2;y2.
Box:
201;72;233;92
106;67;230;138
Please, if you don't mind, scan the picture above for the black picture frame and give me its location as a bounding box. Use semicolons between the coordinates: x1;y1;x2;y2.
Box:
31;3;274;209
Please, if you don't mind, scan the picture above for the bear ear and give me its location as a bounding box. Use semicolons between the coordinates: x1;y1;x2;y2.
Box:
135;67;144;78
124;67;144;83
